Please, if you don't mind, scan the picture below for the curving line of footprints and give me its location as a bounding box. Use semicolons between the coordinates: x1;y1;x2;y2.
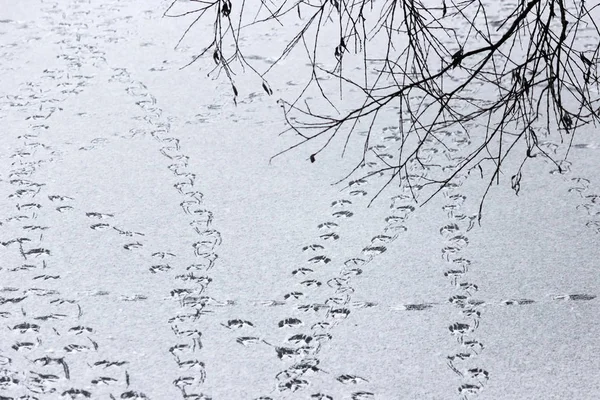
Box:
221;115;436;399
1;90;141;400
431;127;487;400
111;66;223;400
0;0;153;398
1;127;91;399
535;145;600;236
433;132;600;399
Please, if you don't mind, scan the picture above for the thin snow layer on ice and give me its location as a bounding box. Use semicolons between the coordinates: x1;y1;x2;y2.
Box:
0;0;599;399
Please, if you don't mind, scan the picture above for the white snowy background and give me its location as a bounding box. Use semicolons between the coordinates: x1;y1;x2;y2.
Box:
0;0;599;399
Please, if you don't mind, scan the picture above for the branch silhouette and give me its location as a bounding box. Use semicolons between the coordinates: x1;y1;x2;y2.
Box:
166;0;600;219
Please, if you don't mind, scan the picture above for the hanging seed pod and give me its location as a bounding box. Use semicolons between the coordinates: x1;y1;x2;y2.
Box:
222;0;232;17
213;48;220;65
511;171;522;195
334;45;342;61
262;80;273;96
232;84;238;97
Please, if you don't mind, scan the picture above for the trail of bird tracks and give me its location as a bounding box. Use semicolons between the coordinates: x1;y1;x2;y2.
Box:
1;0;599;399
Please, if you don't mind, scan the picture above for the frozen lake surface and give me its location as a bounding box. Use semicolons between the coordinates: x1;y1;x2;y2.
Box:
1;0;599;399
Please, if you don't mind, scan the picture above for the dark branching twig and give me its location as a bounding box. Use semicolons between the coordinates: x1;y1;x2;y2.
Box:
167;0;600;220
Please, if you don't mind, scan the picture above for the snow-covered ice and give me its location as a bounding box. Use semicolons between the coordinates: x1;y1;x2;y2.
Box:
0;0;599;399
